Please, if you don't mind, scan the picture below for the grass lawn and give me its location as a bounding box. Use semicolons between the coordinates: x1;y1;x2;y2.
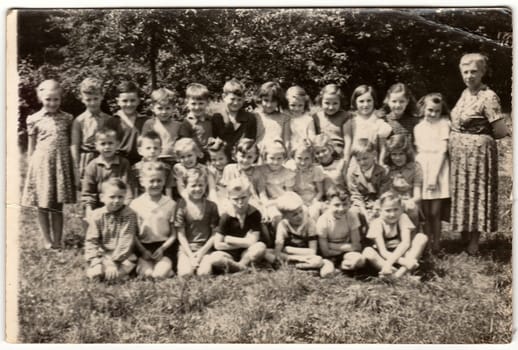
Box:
13;134;512;344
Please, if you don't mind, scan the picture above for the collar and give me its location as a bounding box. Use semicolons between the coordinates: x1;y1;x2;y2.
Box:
82;110;106;118
101;204;127;216
141;192;169;207
467;84;488;96
362;165;375;178
186;114;206;123
284;210;309;234
96;155;121;167
381;219;398;235
39;108;63;117
115;110;144;119
224;108;248;123
391;162;413;173
228;204;257;218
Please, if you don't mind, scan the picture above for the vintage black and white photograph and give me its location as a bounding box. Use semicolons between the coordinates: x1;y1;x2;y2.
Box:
6;7;513;344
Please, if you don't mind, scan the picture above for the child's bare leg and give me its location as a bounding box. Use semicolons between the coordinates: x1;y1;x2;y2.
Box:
209;251;243;273
362;247;386;271
37;207;52;249
197;255;213;276
239;242;266;267
152;257;173;279
319;259;336;278
136;258;154;277
295;255;323;269
118;258;136;277
177;251;195;277
264;248;277;264
430;200;442;251
341;252;365;271
50;204;63;248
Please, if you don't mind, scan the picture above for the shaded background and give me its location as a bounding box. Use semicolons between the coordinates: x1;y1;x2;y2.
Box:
17;8;512;149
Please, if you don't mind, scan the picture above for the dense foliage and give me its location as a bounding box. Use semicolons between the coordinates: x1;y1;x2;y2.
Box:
17;8;512;147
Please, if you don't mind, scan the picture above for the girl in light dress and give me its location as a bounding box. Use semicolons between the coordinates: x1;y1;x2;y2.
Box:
311;84;350;158
22;80;76;249
414;93;451;252
343;85;392;164
254;81;290;150
285;85;316;152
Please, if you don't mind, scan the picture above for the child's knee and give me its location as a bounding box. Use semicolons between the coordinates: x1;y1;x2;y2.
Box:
207;251;229;267
196;256;213;276
177;258;195;277
248;242;266;261
341;252;365;270
413;233;428;246
362;247;377;260
319;259;336;278
152;258;173;279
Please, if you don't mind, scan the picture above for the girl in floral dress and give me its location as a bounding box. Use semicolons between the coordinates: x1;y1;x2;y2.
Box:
22;80;76;249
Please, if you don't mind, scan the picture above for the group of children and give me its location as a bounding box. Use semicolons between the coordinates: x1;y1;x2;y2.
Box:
22;76;452;281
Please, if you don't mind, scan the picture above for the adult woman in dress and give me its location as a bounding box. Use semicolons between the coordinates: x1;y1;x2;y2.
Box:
449;53;510;255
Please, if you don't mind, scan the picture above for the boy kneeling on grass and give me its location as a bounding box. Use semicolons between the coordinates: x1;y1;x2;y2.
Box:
264;191;324;272
208;176;266;273
84;178;137;281
363;191;428;279
317;187;366;278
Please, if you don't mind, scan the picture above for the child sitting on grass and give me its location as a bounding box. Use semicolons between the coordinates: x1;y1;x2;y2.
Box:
317;187;365;278
175;168;219;277
130;162;177;279
84;178;137;281
264;192;323;271
363;191;428;279
208;176;266;273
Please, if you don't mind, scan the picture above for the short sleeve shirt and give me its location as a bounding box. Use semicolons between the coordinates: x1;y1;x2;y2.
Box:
316;210;361;245
285;161;325;204
257;165;296;200
174;198;219;247
216;206;262;259
71;110;111;152
277;213;317;249
130;193;176;243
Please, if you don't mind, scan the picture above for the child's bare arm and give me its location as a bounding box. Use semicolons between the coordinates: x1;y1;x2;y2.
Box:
318;236;341;257
194;235;215;259
274;227;286;258
162;223;177;249
134;236;153;260
378;137;388;165
27;134;36;158
213;232;234;251
224;230;259;248
177;227;194;258
284;246;316;255
70;121;81;168
342;126;352;163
